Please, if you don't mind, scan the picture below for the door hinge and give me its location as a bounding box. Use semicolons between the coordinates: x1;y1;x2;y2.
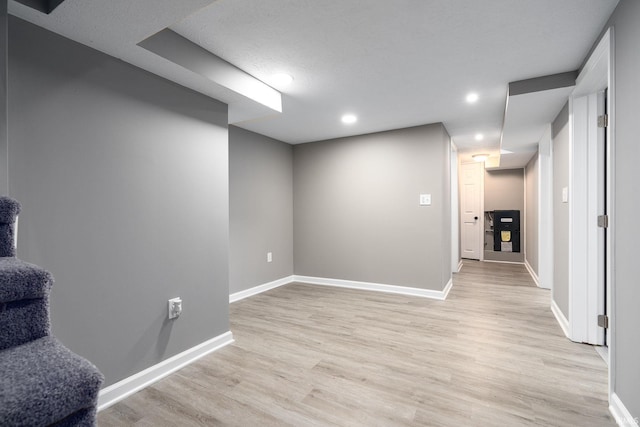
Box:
597;314;609;329
598;114;609;128
597;214;609;228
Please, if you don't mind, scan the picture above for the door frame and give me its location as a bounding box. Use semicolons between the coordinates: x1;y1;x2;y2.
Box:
568;27;614;396
451;143;461;272
537;125;553;291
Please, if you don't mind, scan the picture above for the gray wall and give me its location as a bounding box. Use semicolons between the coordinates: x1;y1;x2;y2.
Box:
229;126;293;295
484;168;525;262
293;124;452;291
484;169;524;212
0;2;6;195
551;103;570;319
525;154;539;275
8;17;230;387
602;0;640;418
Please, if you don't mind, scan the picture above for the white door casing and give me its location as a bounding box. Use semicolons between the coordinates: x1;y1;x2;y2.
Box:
568;28;612;350
451;144;461;272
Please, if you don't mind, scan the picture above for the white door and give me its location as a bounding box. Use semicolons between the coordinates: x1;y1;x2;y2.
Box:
460;162;482;260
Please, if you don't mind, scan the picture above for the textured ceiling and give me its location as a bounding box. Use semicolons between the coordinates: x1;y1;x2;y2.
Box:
9;0;618;156
172;0;617;148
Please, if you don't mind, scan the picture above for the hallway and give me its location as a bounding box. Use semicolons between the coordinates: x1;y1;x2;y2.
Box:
99;262;613;426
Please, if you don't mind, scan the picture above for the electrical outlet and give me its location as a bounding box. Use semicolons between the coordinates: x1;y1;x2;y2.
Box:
168;297;182;319
267;252;273;263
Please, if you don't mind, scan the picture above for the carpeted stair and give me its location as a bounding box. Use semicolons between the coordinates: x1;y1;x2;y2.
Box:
0;196;103;426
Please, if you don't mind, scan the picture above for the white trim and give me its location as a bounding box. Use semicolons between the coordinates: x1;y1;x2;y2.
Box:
97;331;234;412
456;260;463;273
610;393;639;427
229;275;294;303
587;91;606;347
606;26;616;402
538;126;553;291
568;94;589;344
551;300;570;339
575;30;611;97
451;143;460;273
595;345;608;365
523;163;527;271
568;27;612;347
293;275;453;301
480;162;485;262
524;259;541;288
482;259;524;265
442;278;453;299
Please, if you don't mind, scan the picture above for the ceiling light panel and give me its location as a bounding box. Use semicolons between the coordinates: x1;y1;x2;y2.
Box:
341;114;357;124
466;92;479;103
270;73;294;87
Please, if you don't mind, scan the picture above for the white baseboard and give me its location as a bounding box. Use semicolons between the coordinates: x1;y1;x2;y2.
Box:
524;259;542;288
441;277;453;299
456;260;463;272
483;259;525;265
293;275;452;301
230;275;294;303
97;331;234;412
610;392;639;426
551;299;570;339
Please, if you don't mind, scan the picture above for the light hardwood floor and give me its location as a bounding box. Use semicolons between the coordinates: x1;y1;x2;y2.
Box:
98;261;614;426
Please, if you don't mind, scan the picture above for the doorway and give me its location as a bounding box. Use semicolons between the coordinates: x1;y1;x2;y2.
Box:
460;162;483;260
566;27;613;399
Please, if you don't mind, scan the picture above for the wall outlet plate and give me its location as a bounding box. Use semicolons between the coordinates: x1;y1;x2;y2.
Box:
168;297;182;319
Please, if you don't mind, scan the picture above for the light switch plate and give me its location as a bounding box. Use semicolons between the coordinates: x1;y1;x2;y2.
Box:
419;194;431;206
562;187;568;203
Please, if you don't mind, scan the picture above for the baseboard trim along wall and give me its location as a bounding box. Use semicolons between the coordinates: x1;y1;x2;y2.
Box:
482;259;525;265
610;392;639;427
524;260;541;287
551;300;570;339
230;275;295;303
457;260;463;272
293;275;453;300
230;275;454;302
97;331;234;412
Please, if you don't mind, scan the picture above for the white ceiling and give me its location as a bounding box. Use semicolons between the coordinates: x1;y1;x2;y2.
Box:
9;0;618;159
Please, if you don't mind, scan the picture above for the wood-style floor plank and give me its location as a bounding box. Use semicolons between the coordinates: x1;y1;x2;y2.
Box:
98;261;614;426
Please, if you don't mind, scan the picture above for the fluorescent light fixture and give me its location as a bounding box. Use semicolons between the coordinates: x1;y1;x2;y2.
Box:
271;73;294;86
466;92;479;103
472;154;488;162
475;133;484;141
341;114;357;124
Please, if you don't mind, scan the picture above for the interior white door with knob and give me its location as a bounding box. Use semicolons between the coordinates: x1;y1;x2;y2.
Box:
460;162;483;260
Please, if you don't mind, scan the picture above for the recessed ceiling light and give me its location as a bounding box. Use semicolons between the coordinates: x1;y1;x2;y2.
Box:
466;92;479;103
475;133;484;141
472;154;489;162
270;73;294;86
341;114;357;124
